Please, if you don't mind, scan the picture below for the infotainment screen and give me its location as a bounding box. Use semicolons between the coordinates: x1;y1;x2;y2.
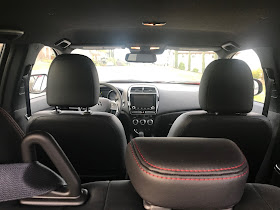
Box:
131;94;156;108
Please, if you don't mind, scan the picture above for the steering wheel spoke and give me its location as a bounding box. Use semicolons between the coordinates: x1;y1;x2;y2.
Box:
110;101;118;111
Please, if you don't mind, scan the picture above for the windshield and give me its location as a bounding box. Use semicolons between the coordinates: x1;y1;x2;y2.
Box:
72;49;218;83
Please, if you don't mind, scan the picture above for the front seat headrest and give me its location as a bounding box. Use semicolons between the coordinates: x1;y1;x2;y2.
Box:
47;54;99;107
126;137;248;209
199;59;254;114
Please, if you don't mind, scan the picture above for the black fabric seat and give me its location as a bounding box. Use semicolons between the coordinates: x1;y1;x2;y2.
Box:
168;59;272;182
124;137;280;210
0;181;145;210
235;183;280;210
0;110;280;209
26;54;127;182
1;180;280;210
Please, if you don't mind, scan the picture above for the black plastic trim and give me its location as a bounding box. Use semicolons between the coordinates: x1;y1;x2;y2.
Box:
20;131;88;206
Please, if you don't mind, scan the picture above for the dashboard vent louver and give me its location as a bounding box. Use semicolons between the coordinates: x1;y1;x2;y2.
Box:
143;87;156;93
130;86;157;93
131;87;143;93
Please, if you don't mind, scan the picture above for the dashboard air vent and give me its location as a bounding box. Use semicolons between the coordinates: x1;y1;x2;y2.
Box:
131;87;143;93
143;87;156;93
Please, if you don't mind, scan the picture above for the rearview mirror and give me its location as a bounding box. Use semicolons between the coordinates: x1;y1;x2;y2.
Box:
253;79;263;96
125;53;157;63
29;74;48;94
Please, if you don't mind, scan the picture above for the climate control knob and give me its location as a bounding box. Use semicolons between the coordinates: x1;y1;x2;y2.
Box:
140;119;146;125
132;119;139;125
147;119;154;126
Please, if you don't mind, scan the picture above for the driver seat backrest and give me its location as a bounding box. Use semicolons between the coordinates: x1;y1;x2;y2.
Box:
168;59;272;182
27;54;127;182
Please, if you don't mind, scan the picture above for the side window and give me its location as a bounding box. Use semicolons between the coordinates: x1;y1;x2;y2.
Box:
30;46;56;98
0;43;4;56
0;43;4;62
232;50;265;103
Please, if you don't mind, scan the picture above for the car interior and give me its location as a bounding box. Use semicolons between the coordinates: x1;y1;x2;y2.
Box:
1;1;280;209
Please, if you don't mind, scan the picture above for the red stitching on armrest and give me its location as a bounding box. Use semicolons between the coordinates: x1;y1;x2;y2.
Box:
133;140;246;173
129;143;248;181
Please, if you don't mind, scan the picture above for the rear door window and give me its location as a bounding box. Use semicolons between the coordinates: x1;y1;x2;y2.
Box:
30;46;56;99
0;43;4;56
232;50;265;103
0;43;4;60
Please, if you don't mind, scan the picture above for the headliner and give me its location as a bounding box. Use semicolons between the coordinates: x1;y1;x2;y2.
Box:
1;0;280;50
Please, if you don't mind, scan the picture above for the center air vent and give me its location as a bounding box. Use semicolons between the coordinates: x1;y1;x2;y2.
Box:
130;86;156;93
131;87;144;93
143;87;156;93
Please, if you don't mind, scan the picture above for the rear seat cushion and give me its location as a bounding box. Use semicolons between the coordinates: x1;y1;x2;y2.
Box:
1;181;280;209
0;181;145;210
235;183;280;210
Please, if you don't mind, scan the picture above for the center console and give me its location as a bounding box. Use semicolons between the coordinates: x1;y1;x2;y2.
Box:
128;85;159;136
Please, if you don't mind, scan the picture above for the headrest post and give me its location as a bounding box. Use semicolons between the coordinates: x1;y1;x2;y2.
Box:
83;107;91;115
143;200;170;210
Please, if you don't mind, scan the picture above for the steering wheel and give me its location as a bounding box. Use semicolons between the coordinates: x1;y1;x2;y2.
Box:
90;83;122;117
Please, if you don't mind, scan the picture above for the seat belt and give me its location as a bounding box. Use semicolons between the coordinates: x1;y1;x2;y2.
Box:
262;68;276;117
0;130;87;205
22;65;33;120
256;68;279;183
0;162;64;202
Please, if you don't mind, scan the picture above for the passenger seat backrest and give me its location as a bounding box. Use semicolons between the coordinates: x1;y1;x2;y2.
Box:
168;59;272;182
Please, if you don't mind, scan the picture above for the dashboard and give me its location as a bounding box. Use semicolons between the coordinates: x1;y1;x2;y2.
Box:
100;83;200;113
99;82;264;138
99;82;264;139
100;83;200;137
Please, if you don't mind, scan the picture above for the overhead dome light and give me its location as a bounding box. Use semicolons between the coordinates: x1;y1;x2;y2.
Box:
142;22;166;27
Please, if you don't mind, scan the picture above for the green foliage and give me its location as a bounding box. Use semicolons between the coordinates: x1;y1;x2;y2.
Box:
32;60;52;71
252;68;263;80
116;59;127;66
214;53;218;60
94;57;117;66
192;68;199;73
108;57;117;64
178;62;185;70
